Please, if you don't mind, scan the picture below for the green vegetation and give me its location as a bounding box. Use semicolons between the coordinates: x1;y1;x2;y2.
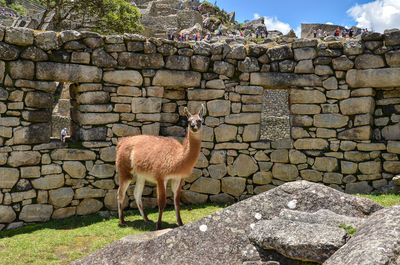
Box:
0;203;226;265
36;0;142;33
0;0;28;15
358;193;400;207
338;224;357;237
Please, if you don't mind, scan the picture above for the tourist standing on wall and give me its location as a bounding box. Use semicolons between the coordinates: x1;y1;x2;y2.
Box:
318;28;322;38
349;28;353;38
313;29;317;38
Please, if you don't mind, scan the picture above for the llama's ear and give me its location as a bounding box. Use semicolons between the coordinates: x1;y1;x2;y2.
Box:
198;104;205;119
183;107;191;118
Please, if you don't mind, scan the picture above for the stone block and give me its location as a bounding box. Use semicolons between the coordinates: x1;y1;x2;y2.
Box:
355;54;385;69
181;190;208;204
338;126;372;140
314;114;348;128
8;151;41;167
340;97;375;115
294;139;328;150
75;187;106;199
346;68;400;88
290;89;326;104
31;174;64;190
208;164;227;179
251;73;322;89
267;45;293;61
207;100;230;117
272;163;298;181
131;97;162;113
19;204;53;222
78;113;119;125
51;149;96;161
0;168;19;188
243;124;260;142
300;170;323;182
52;207;76;219
214;124;237;142
89;164;115;178
291;104;321;115
294;60;314;73
190;177;220;195
191;55;210;72
49;187;74;208
341;161;358;174
313;157;338;172
5;27;33;46
9;60;34;79
25;91;53;108
0;206;16;223
77;199;103;215
221;177;246;197
253;172;272;185
153;70;201;88
118;52;164;69
225;113;260;124
289;150;307;164
166;55;190;70
323;173;343;184
37;62;102;83
271;149;289;163
213;61;235;77
232;154;258;177
103;70;143;86
345;181;372;194
385;50;400;67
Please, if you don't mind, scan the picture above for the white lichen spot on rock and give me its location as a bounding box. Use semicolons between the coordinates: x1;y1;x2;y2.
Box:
199;224;208;232
287;199;298;209
250;223;255;229
254;212;262;220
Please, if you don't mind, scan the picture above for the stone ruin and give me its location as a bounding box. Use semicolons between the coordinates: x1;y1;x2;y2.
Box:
0;27;400;230
71;181;400;264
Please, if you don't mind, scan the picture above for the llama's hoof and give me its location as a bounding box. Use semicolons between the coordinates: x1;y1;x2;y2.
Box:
118;222;128;227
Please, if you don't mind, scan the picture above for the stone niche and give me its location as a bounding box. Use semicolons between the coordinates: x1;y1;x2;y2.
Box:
261;89;290;141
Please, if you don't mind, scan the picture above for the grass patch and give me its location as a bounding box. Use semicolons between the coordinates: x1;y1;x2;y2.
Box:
358;193;400;207
0;203;227;265
338;225;357;237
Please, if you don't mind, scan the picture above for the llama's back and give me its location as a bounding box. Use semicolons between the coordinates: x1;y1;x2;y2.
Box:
117;135;185;178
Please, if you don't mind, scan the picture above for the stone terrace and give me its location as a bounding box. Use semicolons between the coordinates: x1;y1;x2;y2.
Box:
0;27;400;229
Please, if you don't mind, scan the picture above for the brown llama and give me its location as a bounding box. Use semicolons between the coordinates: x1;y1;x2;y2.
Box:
116;105;204;230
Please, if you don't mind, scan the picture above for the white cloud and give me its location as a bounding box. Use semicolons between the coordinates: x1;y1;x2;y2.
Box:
253;13;260;19
326;22;333;25
294;25;301;38
347;0;400;32
263;16;291;34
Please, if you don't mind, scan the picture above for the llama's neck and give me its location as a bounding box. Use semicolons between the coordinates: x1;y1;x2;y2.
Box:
181;128;202;166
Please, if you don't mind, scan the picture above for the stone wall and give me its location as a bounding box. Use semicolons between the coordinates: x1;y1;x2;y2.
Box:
1;26;400;229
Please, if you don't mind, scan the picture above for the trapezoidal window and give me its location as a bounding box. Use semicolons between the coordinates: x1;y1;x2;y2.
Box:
260;89;290;141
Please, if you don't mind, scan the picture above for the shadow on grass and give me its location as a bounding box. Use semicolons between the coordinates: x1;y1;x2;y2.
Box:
0;203;230;239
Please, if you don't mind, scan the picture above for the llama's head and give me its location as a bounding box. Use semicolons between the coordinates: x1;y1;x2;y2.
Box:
183;104;205;134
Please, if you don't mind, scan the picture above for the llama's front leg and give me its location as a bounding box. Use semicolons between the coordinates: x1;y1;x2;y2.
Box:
134;175;149;222
171;178;183;226
156;179;168;230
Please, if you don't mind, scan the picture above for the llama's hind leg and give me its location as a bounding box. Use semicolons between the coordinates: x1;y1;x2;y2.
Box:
134;175;149;222
156;179;168;230
117;176;131;225
171;178;183;226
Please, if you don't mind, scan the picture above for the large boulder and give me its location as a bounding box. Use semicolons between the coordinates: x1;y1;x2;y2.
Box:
325;206;400;265
71;181;382;265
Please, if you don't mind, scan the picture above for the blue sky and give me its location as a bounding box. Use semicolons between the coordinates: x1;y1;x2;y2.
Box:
211;0;400;35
